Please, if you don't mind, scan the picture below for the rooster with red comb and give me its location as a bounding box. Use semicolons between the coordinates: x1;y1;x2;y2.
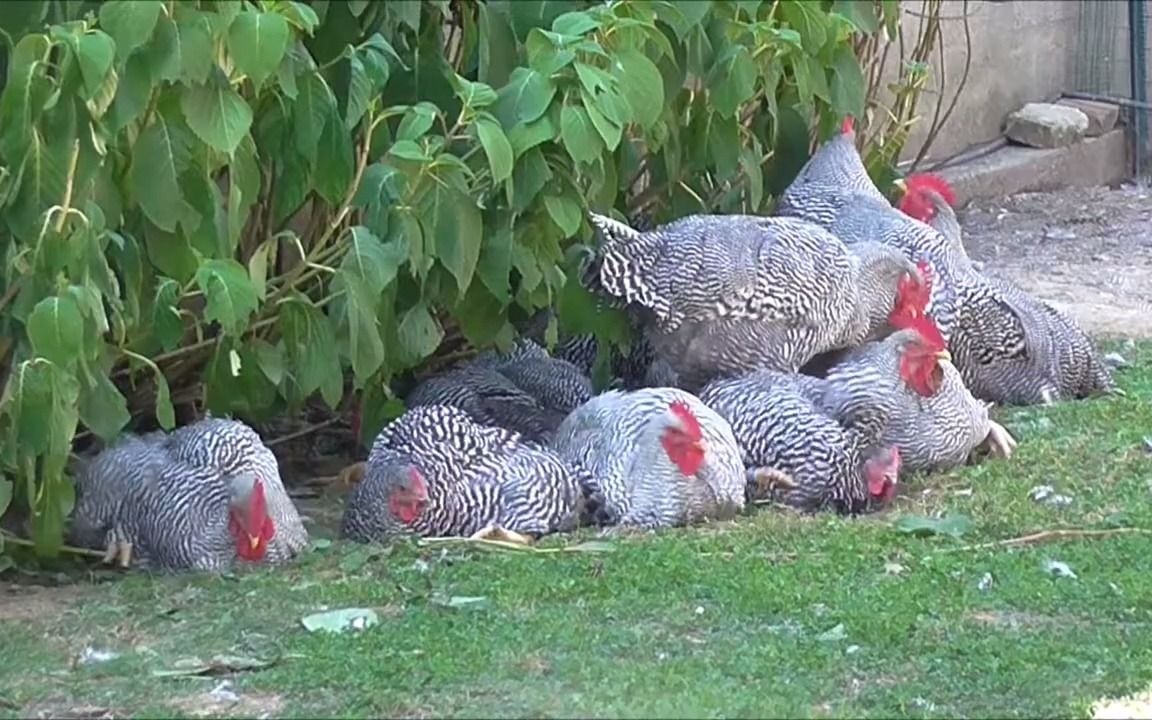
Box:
815;315;1018;471
901;186;1118;405
69;417;310;571
550;387;747;529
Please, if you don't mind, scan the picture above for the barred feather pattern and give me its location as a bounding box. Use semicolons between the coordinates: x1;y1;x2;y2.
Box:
549;388;746;529
163;417;309;562
554;332;681;389
585;213;914;391
775;131;977;343
405;340;593;442
69;417;308;571
698;371;883;515
340;405;585;542
923;199;1116;404
68;432;170;550
819;332;992;473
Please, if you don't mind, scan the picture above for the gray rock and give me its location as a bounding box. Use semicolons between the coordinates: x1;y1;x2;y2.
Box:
1056;98;1119;137
1004;102;1090;149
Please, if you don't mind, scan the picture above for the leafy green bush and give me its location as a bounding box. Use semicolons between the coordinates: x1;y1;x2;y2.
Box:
0;0;919;557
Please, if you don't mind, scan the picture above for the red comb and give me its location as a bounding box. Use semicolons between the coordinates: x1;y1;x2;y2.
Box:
897;173;956;221
909;314;947;351
669;400;701;439
840;116;855;136
248;477;267;527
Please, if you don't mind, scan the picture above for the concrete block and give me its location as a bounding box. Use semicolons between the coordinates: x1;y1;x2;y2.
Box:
1056;98;1120;137
938;128;1129;207
1004;102;1089;149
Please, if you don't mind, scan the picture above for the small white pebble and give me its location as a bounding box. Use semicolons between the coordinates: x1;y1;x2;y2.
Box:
846;645;861;655
694;606;705;615
978;572;994;593
1044;560;1077;579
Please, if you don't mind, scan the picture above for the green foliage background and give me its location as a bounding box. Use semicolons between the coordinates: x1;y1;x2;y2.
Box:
0;0;920;556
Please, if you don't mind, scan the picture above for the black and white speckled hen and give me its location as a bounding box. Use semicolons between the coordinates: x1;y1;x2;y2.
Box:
581;211;929;391
340;404;585;544
69;417;309;571
775;118;974;342
902;185;1117;405
699;368;902;515
404;339;593;442
549;388;746;529
811;317;1018;473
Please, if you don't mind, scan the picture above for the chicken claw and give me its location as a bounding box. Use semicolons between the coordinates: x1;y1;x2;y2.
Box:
338;462;367;487
468;525;534;546
984;420;1018;459
749;467;797;496
102;539;133;568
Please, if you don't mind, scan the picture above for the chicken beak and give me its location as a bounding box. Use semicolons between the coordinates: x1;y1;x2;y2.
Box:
248;534;261;550
893;178;908;196
935;349;952;363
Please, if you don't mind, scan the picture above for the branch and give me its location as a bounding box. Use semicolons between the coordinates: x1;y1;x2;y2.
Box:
940;528;1152;553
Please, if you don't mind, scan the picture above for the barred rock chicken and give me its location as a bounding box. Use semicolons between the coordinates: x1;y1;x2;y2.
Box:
814;317;1018;473
900;184;1117;404
554;331;680;389
70;417;308;571
699;369;902;515
775;118;975;341
403;339;593;442
581;212;931;391
549;388;746;529
341;404;585;544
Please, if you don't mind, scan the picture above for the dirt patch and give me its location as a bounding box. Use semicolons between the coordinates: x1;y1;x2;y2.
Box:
1092;688;1152;719
965;609;1087;631
0;583;84;622
167;686;283;718
960;184;1152;340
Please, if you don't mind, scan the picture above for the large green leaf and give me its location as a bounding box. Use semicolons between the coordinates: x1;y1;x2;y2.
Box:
560;104;601;166
75;31;116;101
474;111;514;183
397;301;443;367
339;226;407;296
227;10;291;91
129;115;191;232
611;47;664;130
341;276;386;382
25;295;84;368
78;365;131;441
180;69;253;155
195;258;260;336
99;0;163;60
426;178;483;298
708;45;756;119
829;44;866;119
152;277;185;351
279;298;343;407
293;71;334;163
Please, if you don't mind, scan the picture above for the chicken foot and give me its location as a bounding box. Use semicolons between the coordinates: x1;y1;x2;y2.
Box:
101;539;133;568
983;420;1018;459
468;525;535;546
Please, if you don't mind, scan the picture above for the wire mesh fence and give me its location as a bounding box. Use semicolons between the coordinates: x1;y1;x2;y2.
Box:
1071;0;1152;178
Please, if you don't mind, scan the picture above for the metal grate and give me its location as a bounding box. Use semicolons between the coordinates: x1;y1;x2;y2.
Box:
1071;0;1152;178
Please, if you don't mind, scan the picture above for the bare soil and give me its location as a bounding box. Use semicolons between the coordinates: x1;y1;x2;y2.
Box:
960;184;1152;339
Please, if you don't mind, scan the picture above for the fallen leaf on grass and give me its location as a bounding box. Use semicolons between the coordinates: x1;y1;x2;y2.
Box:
339;545;390;573
310;538;333;551
816;623;847;642
430;594;489;610
893;513;973;538
152;655;277;678
300;607;379;634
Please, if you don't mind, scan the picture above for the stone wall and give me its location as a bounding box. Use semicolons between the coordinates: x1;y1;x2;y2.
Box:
892;1;1131;166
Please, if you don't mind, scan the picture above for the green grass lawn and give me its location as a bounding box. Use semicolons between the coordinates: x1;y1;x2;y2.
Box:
3;343;1152;719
